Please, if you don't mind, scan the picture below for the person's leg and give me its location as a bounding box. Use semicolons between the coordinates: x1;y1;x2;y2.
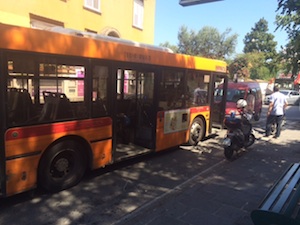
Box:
275;115;284;138
266;115;276;137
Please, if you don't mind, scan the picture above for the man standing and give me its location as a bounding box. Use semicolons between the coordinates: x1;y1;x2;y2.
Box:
265;86;288;138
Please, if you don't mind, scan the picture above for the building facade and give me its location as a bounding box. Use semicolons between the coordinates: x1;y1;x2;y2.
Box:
0;0;156;44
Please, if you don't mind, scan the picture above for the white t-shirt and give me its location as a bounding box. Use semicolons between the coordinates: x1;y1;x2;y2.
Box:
269;91;287;116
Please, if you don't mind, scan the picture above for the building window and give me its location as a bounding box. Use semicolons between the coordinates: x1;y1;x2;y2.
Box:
30;14;64;29
84;0;100;13
133;0;144;30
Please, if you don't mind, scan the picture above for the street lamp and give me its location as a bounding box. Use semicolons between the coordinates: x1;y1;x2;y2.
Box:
179;0;223;6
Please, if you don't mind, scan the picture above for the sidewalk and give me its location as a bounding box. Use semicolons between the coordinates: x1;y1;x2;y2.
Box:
116;120;300;225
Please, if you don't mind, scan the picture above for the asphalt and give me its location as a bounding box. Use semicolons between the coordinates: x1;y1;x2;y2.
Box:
115;117;300;225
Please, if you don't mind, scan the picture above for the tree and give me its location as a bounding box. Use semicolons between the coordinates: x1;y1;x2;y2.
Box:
243;18;278;79
243;18;277;57
228;55;250;80
174;25;237;59
177;26;200;55
228;52;277;81
159;41;178;53
196;27;237;59
245;52;275;80
276;0;300;78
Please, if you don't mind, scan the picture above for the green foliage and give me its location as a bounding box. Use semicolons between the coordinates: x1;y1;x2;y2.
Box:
276;0;300;78
239;18;279;80
243;18;277;57
176;25;238;59
278;40;299;77
177;26;199;55
250;66;273;80
228;55;249;80
159;41;178;53
228;52;278;81
198;27;238;59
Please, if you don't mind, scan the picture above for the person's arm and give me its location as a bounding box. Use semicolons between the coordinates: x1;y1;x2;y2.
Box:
267;102;274;116
283;98;288;113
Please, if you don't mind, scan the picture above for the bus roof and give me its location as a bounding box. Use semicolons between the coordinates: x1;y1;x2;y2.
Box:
0;23;227;73
47;26;174;54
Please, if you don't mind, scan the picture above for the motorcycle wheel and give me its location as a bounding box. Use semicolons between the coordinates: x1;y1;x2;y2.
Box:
244;133;255;148
224;146;234;160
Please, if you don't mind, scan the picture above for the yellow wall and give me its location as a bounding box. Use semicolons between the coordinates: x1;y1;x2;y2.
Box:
0;0;155;44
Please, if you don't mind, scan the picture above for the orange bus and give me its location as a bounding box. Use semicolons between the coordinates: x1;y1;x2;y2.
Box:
0;23;228;197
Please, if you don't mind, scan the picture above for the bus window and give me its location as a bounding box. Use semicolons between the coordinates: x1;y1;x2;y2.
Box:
158;70;185;110
92;65;108;117
39;63;85;102
187;71;209;106
7;55;35;125
39;62;86;120
7;53;87;126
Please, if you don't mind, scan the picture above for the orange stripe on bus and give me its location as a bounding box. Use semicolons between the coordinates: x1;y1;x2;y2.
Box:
190;106;210;113
5;117;112;141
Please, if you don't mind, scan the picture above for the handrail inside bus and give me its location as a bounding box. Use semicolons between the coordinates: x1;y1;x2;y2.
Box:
45;26;174;53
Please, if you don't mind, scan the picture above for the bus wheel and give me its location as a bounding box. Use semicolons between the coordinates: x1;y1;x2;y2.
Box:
188;118;204;146
38;140;87;193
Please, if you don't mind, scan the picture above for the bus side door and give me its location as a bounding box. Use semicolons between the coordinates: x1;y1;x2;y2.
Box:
211;74;228;129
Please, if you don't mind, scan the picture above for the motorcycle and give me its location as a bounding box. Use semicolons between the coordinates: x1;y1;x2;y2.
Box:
222;100;255;160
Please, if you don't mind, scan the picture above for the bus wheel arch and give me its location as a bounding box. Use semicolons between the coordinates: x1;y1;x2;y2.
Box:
38;136;91;193
188;117;205;146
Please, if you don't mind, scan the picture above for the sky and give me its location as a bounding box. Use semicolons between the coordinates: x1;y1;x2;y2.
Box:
154;0;288;55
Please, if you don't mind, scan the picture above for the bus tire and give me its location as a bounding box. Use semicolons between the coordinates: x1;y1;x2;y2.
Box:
188;117;205;146
38;140;87;193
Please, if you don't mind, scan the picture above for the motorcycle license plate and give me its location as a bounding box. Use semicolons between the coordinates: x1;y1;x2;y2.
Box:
222;138;231;147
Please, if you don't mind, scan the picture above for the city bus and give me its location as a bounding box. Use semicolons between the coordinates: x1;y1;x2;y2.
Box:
0;23;228;197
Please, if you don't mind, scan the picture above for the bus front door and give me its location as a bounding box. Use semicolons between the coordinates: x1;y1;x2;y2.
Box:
211;74;228;129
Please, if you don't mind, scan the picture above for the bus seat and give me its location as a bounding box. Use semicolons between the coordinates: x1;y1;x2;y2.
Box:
56;93;74;119
8;88;33;124
39;91;74;121
92;98;107;117
7;88;20;123
20;89;34;120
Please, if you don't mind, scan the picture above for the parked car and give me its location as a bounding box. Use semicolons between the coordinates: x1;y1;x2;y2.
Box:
264;94;271;105
216;82;263;121
265;90;300;105
280;90;300;105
